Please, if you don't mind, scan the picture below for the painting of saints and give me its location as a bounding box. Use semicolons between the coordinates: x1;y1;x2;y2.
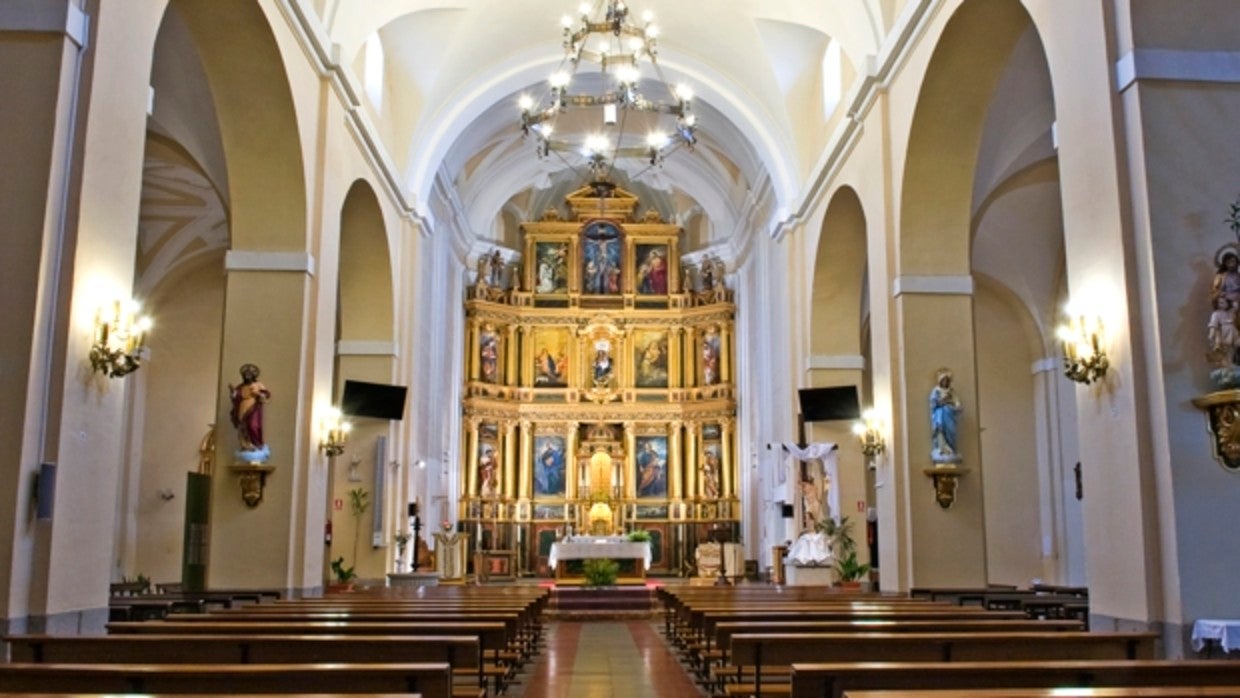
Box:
477;441;500;498
592;340;614;387
634;332;669;388
479;326;500;383
635;436;668;499
701;329;721;385
581;222;621;295
636;244;669;295
533;435;567;497
535;242;568;293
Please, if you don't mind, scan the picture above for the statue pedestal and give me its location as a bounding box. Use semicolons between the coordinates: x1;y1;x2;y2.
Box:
785;564;834;587
433;532;470;584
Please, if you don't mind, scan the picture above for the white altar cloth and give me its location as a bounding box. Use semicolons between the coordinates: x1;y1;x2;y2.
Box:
549;541;652;571
787;532;832;566
1191;618;1240;652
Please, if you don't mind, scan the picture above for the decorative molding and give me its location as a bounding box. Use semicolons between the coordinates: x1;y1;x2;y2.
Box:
808;354;867;371
1031;357;1058;374
224;251;315;274
336;340;398;357
892;275;974;297
1116;49;1240;93
0;0;89;47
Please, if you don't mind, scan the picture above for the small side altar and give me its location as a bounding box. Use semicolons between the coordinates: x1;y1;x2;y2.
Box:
548;537;652;584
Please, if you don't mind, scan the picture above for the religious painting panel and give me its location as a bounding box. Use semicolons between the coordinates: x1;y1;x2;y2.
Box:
634;243;670;295
478;324;502;384
533;434;568;498
476;422;500;498
633;329;669;388
635;504;668;519
581;220;623;295
700;326;722;385
533;240;570;294
533;503;565;520
587;337;617;390
531;328;571;387
700;442;722;500
634;435;669;499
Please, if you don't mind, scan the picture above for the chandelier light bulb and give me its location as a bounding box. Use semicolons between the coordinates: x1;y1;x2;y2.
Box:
561;14;574;28
674;83;693;102
549;71;571;88
537;124;553;138
682;113;696;127
616;65;640;86
579;2;591;17
628;36;644;52
641;9;654;23
646;24;659;39
646;131;668;149
584;134;610;155
518;94;534;111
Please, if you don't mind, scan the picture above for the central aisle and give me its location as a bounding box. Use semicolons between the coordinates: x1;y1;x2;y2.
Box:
517;620;706;697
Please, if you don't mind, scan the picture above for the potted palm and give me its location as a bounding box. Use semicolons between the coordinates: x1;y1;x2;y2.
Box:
817;516;871;589
329;556;356;592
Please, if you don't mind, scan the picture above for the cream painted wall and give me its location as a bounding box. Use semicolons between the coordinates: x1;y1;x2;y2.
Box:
131;260;225;583
974;282;1043;586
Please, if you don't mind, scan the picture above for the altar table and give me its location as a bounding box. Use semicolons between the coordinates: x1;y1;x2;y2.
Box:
548;540;652;581
1192;618;1240;654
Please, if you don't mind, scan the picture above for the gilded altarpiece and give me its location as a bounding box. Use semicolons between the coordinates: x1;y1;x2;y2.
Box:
461;185;737;577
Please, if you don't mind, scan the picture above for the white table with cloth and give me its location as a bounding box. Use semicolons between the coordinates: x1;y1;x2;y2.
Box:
548;540;652;580
1191;619;1240;654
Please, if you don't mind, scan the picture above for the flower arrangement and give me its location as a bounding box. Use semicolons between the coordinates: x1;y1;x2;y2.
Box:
440;520;454;533
394;530;411;550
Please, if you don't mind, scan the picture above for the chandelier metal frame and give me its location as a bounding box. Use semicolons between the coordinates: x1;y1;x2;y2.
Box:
518;0;698;180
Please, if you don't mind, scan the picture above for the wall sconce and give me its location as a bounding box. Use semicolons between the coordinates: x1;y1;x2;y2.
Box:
1055;311;1108;385
90;300;152;378
318;407;351;457
852;409;885;458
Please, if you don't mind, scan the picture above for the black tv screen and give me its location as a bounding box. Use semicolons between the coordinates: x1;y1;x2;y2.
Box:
798;386;861;422
341;380;407;421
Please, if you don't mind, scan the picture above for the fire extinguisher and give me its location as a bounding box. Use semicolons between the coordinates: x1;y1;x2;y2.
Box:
324;520;333;545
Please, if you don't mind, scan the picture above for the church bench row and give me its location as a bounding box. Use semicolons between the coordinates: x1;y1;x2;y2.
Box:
788;660;1240;698
843;689;1240;698
105;620;516;694
4;634;485;698
694;618;1084;671
0;663;452;697
718;631;1157;697
669;605;1031;653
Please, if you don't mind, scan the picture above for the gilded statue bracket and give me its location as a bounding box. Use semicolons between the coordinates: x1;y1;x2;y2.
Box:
229;463;275;508
1191;390;1240;473
922;466;967;509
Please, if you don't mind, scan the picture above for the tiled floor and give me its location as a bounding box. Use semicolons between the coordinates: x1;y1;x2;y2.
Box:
516;620;707;697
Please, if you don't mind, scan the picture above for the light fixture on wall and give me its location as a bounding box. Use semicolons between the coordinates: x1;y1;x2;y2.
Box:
318;407;351;457
1055;310;1108;385
852;409;885;458
90;299;152;378
518;0;697;180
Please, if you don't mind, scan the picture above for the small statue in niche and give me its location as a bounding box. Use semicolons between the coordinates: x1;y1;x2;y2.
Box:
1208;295;1240;365
929;367;963;464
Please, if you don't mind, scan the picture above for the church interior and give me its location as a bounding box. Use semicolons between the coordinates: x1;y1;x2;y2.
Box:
4;0;1240;692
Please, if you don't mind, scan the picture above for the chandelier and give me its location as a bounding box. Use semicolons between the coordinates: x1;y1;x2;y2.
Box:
518;0;698;180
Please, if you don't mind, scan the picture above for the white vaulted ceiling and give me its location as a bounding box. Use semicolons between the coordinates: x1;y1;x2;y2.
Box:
313;0;894;249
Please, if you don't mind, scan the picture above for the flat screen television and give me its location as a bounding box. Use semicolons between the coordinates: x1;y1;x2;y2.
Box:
341;380;408;421
797;385;861;422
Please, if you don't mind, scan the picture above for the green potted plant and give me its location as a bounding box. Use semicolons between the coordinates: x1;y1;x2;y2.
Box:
329;556;356;591
835;550;872;589
581;558;619;587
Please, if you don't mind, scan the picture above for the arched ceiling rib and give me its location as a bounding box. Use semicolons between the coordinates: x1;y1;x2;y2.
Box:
317;0;891;247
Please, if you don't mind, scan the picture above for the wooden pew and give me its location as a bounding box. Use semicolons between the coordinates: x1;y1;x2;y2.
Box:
789;660;1240;698
105;620;510;694
5;634;483;698
844;689;1240;698
0;663;452;697
724;631;1156;696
